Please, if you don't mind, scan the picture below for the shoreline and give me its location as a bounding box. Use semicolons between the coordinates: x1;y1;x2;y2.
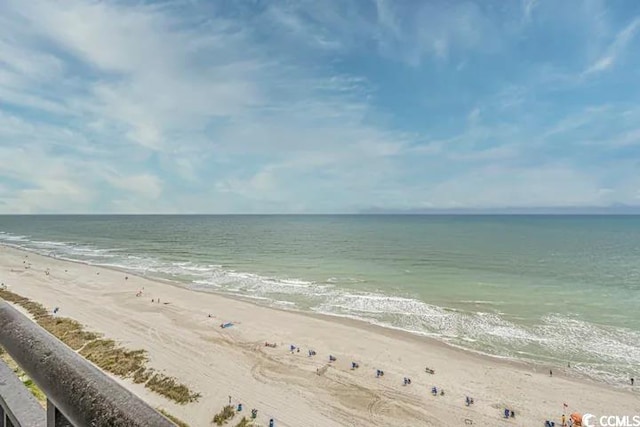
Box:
1;244;637;426
0;243;609;388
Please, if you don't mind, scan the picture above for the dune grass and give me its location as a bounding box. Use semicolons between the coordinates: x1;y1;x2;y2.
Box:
234;417;253;427
158;408;190;427
0;288;200;404
212;405;236;425
147;373;200;404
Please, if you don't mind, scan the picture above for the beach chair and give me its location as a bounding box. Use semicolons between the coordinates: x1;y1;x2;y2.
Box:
329;355;337;362
504;409;510;418
431;386;438;395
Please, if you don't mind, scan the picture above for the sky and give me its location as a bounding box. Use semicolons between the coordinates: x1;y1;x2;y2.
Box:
1;0;640;214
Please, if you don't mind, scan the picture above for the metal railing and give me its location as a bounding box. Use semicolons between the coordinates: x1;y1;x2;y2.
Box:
0;300;174;427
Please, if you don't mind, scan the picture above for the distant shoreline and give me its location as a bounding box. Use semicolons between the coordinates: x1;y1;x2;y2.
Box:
0;242;627;391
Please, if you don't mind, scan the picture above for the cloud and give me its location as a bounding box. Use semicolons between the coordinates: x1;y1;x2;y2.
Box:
584;17;640;75
523;0;539;22
1;1;640;213
423;165;609;208
105;173;163;199
373;0;499;65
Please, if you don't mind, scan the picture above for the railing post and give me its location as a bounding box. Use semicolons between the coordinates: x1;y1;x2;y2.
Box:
46;400;72;427
0;358;46;427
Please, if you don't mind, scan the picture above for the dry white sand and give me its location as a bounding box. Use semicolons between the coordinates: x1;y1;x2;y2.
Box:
0;245;637;426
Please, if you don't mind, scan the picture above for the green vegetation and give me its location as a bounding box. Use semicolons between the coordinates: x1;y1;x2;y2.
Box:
158;408;190;427
133;366;154;384
212;405;236;425
0;349;46;405
0;288;200;404
146;373;201;404
234;417;253;427
79;339;147;377
22;377;47;403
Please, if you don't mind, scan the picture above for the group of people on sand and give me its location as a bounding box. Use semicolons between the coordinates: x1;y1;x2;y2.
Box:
233;401;275;426
254;339;498;414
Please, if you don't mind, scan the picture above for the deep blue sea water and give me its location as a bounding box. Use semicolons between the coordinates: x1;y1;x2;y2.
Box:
1;215;638;384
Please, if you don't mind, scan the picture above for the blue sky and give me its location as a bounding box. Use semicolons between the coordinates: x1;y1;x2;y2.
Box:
1;0;640;213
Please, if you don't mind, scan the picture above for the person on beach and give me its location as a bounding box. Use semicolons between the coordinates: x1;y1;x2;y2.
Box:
549;369;553;377
562;414;566;426
631;377;634;386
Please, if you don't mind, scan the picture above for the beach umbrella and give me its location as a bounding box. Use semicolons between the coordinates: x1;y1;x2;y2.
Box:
570;413;582;425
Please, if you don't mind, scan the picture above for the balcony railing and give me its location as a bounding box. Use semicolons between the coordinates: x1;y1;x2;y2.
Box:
0;300;174;427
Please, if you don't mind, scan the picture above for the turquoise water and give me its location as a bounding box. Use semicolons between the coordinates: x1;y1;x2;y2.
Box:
1;215;639;384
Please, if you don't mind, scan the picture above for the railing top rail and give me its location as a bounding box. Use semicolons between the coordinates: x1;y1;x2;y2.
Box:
0;300;173;427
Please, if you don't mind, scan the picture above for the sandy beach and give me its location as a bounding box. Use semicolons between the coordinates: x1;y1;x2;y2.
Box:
0;244;637;427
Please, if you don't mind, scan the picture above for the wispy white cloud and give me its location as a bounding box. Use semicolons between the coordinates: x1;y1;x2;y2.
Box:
523;0;539;22
584;17;640;75
1;0;640;213
0;0;416;212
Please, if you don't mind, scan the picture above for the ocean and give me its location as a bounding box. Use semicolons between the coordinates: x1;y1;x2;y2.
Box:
0;215;638;385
